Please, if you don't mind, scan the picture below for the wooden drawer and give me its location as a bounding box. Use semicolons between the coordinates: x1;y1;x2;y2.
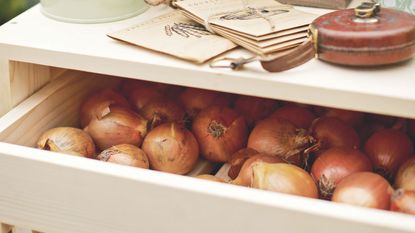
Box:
0;70;414;233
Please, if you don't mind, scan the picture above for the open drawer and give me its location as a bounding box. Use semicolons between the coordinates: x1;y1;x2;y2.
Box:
0;70;414;233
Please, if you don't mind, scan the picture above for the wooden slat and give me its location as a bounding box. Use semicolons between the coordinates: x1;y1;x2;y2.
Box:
12;227;34;233
1;142;414;233
0;70;121;147
9;61;51;109
0;59;12;117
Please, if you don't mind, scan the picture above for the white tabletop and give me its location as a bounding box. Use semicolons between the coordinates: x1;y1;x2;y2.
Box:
0;3;414;118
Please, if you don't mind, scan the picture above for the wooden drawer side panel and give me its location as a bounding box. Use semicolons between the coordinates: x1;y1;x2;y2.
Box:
0;70;121;147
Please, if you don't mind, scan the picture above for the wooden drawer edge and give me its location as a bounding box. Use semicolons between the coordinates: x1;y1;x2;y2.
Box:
0;142;413;233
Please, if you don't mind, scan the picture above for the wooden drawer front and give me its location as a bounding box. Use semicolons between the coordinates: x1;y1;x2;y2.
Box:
0;71;414;233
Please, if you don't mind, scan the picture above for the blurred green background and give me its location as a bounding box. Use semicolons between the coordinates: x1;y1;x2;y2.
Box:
0;0;39;25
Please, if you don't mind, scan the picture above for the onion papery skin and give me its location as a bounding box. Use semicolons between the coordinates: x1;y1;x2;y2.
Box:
232;154;285;187
80;89;129;128
247;117;315;166
97;144;149;169
128;85;164;111
192;106;248;162
270;105;316;129
332;172;393;210
228;148;259;179
309;117;360;155
121;79;168;98
180;88;233;119
37;127;96;158
311;147;372;199
234;96;278;127
364;129;414;182
395;157;415;191
390;189;415;215
317;107;365;128
409;120;415;142
195;174;225;182
140;99;185;130
142;123;199;174
252;162;318;198
84;105;148;150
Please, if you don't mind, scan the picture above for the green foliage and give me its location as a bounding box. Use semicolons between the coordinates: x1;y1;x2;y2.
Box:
0;0;39;25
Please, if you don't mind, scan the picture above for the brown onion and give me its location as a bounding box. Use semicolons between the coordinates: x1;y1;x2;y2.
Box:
311;147;372;199
84;105;148;150
37;127;96;158
332;172;393;210
409;120;415;141
128;85;164;111
232;154;284;187
308;117;360;155
79;89;129;127
121;79;168;97
367;114;399;128
195;174;225;182
142;122;199;174
247;117;315;166
395;157;415;191
180;88;233;119
228;148;259;179
252;162;318;198
140;99;185;129
390;189;415;215
234;96;278;127
192;106;248;162
364;129;413;181
270;105;316;129
97;144;149;169
315;107;365;128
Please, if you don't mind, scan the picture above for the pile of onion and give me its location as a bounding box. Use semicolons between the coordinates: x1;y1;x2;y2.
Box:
139;98;185;129
311;147;372;199
307;117;360;156
126;83;165;111
332;172;393;210
97;144;149;169
192;106;248;162
314;107;365;128
79;89;130;127
233;96;278;127
84;105;148;150
270;105;316;129
142;122;199;174
37;127;96;158
390;189;415;214
180;88;233;119
251;162;318;198
227;148;259;179
232;154;284;187
395;157;415;191
409;120;415;141
364;129;414;181
247;117;315;166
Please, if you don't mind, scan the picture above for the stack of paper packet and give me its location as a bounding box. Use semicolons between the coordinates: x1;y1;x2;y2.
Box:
175;0;318;57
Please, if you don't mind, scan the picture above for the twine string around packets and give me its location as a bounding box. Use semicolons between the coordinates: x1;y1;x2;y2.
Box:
169;0;277;33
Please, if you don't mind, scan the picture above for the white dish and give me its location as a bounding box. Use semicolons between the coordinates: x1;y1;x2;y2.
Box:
40;0;149;23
